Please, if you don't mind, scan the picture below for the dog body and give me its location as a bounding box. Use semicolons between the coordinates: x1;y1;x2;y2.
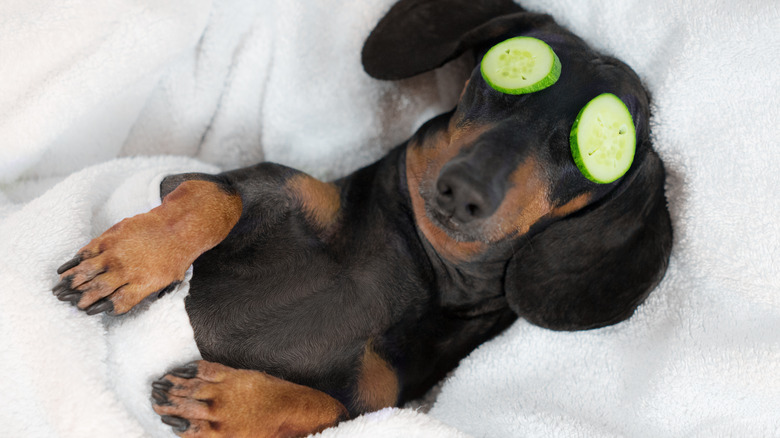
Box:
53;1;672;436
169;146;518;411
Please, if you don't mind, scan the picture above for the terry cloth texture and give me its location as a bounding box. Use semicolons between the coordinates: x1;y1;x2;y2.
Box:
1;0;778;436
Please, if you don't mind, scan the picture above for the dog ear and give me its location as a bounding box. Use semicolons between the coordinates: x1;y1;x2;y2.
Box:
362;0;552;80
504;148;673;331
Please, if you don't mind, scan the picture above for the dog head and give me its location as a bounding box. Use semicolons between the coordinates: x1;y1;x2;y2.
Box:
363;0;672;330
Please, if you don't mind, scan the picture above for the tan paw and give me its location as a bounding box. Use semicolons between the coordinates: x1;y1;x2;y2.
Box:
151;361;348;438
52;211;191;315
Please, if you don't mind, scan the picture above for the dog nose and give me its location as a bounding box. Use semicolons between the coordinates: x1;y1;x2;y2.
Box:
435;167;502;223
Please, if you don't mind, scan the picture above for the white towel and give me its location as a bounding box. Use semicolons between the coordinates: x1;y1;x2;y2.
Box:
1;0;778;436
431;0;780;436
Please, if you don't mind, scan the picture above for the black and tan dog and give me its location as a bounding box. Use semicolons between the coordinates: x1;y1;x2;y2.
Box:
52;1;672;436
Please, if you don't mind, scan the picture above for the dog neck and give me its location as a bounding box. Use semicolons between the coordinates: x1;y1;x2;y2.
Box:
334;118;514;315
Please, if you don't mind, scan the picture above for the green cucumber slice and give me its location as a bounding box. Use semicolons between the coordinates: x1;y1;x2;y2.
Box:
570;93;636;184
480;37;561;94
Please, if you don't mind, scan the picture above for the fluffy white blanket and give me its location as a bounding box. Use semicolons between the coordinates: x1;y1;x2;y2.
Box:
1;0;778;436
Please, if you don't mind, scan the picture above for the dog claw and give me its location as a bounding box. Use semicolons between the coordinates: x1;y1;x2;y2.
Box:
169;363;199;379
52;276;75;297
85;299;114;315
57;255;82;274
161;415;189;432
152;388;170;405
57;291;81;303
152;379;174;391
155;281;180;299
54;287;75;299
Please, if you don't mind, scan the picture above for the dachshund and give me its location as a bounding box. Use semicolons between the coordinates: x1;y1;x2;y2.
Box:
52;0;672;436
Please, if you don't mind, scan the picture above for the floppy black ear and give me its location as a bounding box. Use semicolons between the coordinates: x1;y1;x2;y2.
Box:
504;148;673;331
362;0;553;79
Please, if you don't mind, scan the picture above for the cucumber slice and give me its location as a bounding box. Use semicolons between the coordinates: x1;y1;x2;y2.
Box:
570;93;636;184
480;37;561;94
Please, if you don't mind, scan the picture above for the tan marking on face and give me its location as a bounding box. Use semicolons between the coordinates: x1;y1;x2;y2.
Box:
354;341;399;412
459;79;470;99
58;180;242;314
286;173;341;234
153;360;348;438
406;124;494;262
551;193;592;218
482;157;552;241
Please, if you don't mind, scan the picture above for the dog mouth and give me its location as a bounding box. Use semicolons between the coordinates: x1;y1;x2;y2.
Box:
425;199;485;242
428;205;457;232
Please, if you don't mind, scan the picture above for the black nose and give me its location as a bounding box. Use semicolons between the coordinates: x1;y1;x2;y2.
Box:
435;165;502;223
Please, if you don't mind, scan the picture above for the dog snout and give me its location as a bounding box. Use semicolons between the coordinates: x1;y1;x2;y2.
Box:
435;164;503;223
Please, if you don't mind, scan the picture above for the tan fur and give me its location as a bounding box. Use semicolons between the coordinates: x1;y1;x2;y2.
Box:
354;341;399;411
406;124;494;262
551;193;592;218
286;174;341;236
484;157;551;240
153;361;348;438
59;180;242;314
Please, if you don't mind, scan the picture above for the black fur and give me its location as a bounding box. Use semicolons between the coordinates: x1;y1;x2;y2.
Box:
162;0;672;416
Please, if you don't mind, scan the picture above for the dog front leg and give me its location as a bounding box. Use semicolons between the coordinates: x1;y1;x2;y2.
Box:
52;178;242;315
